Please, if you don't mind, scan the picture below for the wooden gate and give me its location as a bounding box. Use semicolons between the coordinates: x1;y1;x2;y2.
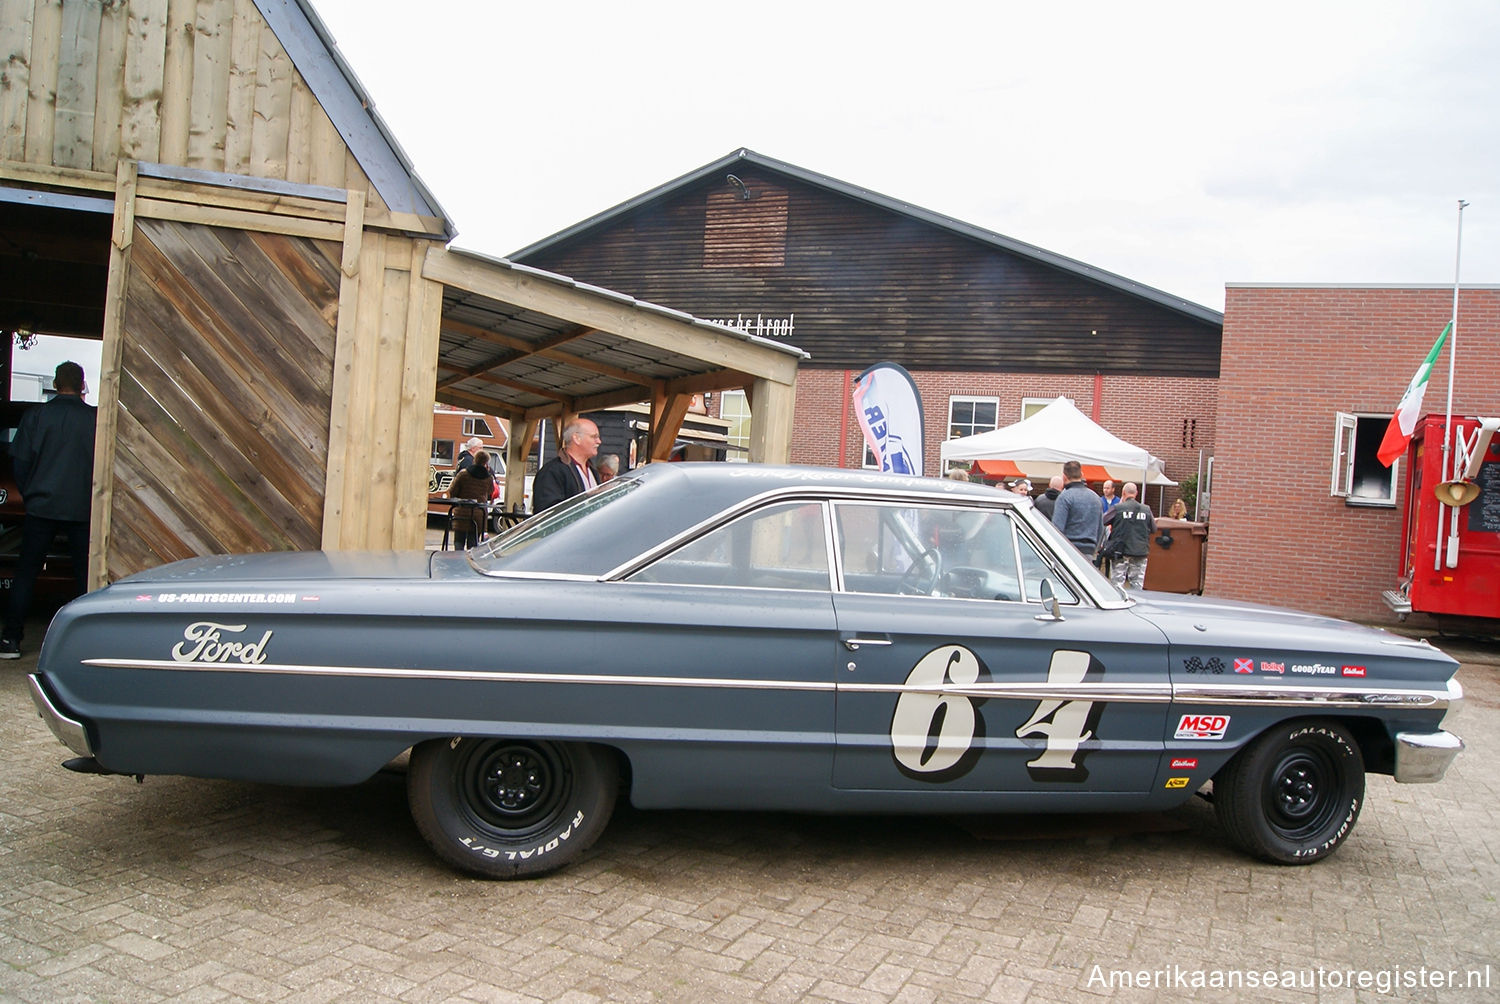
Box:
103;216;339;580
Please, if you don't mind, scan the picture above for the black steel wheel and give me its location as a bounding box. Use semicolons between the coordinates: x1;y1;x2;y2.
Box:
1214;719;1364;865
408;737;618;879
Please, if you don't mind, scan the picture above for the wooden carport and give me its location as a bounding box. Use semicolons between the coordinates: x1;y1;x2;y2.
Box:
422;247;804;515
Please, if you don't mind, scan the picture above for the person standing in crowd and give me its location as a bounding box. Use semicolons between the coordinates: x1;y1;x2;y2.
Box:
1010;478;1032;496
1;362;96;659
945;468;970;482
532;417;601;512
597;454;621;484
455;437;484;473
1100;479;1120;517
1103;482;1156;589
1034;475;1064;520
1168;498;1188;520
1051;460;1104;557
447;450;497;549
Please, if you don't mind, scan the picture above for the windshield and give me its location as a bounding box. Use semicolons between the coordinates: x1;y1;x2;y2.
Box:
471;478;639;566
1023;508;1128;602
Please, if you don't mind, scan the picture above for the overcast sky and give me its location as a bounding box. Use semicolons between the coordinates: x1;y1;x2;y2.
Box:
309;0;1499;314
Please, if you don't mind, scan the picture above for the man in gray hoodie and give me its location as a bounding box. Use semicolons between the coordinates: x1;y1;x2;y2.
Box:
1050;460;1103;557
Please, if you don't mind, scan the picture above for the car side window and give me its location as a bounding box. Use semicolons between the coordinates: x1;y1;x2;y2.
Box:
834;502;1026;602
1017;531;1079;604
630;501;831;591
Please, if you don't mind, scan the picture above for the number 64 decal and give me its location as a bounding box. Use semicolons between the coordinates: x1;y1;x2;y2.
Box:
890;646;1105;783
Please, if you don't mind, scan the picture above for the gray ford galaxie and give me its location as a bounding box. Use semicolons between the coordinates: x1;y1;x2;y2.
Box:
29;464;1463;877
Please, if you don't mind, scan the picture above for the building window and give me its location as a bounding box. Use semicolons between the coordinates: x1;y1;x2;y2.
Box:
431;439;455;466
721;390;752;462
462;417;493;438
949;396;998;440
1022;396;1068;421
1332;412;1398;505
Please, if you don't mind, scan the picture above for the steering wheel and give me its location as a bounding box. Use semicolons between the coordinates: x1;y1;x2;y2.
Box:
899;546;943;595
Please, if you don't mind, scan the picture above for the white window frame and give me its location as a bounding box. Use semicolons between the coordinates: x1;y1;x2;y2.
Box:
948;395;999;441
1021;396;1070;421
1331;412;1398;506
720;389;752;463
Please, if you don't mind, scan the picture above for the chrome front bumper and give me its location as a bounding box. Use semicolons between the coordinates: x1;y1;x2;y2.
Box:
27;674;93;758
1394;729;1463;783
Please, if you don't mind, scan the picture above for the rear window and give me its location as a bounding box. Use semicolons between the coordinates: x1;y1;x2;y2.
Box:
472;479;638;565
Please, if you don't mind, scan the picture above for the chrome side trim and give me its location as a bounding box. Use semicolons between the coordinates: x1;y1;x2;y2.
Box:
81;658;839;692
75;658;1458;714
843;681;1174;703
1394;730;1463;783
27;675;92;757
1174;682;1452;710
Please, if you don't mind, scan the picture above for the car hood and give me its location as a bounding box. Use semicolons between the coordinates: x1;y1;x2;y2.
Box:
1127;591;1456;667
115;550;437;584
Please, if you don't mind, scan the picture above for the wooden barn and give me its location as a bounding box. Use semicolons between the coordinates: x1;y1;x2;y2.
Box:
1;1;801;588
513;149;1224;495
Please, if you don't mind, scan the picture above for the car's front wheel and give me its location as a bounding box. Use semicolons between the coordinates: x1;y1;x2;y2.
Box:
1213;719;1364;864
407;737;618;878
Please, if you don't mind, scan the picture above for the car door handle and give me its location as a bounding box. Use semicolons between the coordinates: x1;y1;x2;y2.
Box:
842;637;892;651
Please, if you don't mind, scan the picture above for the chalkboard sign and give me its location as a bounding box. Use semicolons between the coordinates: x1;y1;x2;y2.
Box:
1469;461;1500;534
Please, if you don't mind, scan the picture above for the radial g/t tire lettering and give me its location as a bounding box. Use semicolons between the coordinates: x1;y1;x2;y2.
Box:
407;737;618;878
1214;718;1364;865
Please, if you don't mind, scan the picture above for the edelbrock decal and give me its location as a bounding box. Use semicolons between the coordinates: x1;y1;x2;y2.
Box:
171;622;273;665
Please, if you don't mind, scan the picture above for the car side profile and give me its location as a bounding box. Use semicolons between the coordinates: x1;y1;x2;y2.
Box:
30;464;1463;877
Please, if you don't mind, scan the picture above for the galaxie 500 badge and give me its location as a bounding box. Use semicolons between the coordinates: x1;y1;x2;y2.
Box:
171;621;273;665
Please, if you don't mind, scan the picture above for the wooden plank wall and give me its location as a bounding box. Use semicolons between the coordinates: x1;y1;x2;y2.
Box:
105;214;339;577
519;171;1225;379
0;0;387;215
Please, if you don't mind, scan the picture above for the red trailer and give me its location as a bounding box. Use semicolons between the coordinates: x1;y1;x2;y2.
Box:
1384;413;1500;629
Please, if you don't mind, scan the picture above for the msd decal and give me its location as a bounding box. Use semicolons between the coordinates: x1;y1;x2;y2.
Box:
1342;665;1367;677
1175;714;1230;741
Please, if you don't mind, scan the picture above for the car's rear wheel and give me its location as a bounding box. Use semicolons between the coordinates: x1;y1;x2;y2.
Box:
1214;719;1364;864
407;737;618;878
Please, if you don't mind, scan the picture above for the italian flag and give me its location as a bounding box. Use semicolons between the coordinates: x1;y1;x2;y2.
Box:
1377;322;1451;467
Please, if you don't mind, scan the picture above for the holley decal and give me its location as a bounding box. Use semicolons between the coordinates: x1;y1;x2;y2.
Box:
171;621;273;665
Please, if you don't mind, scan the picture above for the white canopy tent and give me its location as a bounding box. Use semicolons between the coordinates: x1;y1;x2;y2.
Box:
939;397;1176;486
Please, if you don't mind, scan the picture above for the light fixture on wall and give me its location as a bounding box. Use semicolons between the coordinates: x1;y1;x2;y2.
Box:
726;175;752;201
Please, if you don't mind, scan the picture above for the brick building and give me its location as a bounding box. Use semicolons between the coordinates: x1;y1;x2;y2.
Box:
1208;284;1500;623
513;150;1223;497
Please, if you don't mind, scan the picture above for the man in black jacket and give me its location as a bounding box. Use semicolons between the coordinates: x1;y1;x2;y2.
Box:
1102;482;1156;590
531;417;601;513
1034;475;1064;520
1;362;96;658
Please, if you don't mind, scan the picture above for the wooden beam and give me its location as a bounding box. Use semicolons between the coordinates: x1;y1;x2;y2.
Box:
747;374;798;464
435;363;573;404
320;189;365;549
424;246;802;385
132;197;344;240
437;317;651;389
90;160;139;589
502;419;538;513
648;393;693;462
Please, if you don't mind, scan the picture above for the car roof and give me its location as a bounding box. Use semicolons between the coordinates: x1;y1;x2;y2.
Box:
478;462;1021;577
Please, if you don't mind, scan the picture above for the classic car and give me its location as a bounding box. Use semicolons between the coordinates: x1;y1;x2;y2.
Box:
29;463;1463;878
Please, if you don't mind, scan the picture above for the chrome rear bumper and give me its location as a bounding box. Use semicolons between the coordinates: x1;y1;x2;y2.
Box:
1394;729;1463;783
27;675;93;758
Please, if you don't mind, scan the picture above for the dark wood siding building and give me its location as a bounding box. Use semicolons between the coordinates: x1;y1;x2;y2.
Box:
514;149;1223;486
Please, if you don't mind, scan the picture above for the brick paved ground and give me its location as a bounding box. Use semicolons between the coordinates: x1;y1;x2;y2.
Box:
2;624;1496;1003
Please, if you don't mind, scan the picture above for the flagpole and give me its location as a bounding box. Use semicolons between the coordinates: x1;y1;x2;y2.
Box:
1438;199;1469;570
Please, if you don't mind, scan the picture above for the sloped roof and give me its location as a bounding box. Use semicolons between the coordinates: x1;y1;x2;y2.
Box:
274;0;453;235
512;148;1222;327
